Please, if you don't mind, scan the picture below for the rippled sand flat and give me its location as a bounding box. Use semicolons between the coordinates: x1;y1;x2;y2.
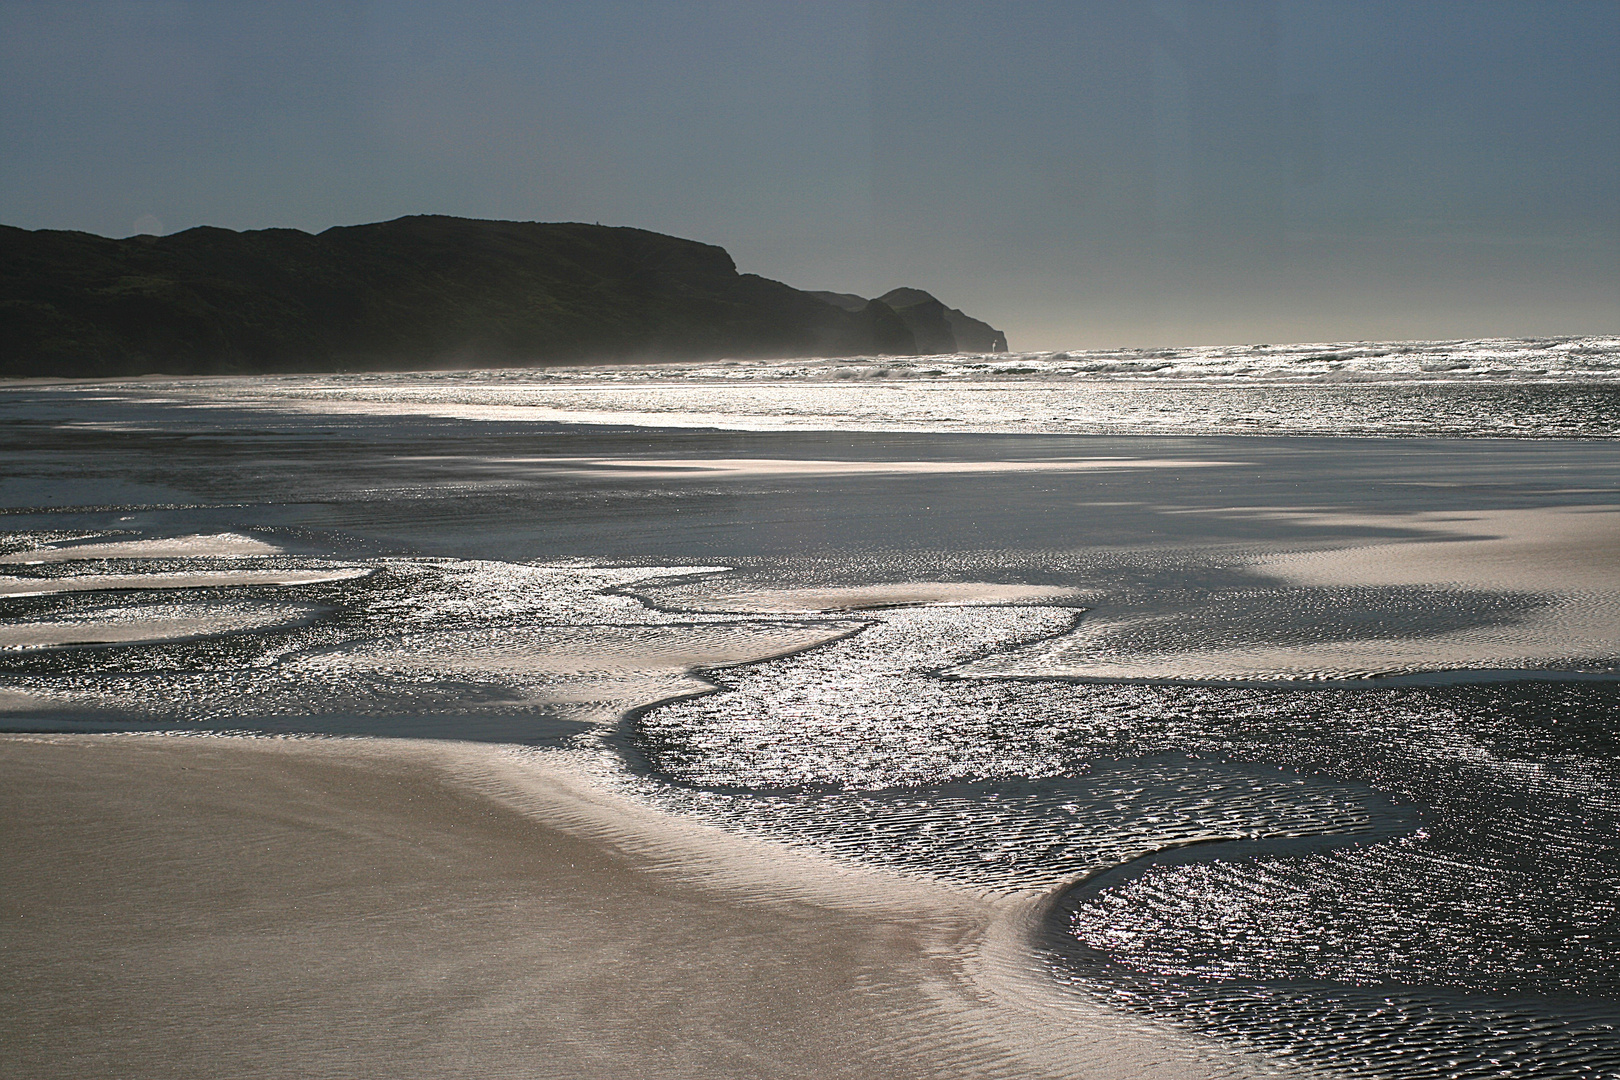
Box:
0;734;1267;1080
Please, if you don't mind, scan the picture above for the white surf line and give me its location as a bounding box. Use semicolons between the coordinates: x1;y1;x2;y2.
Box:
0;568;372;598
0;533;286;564
405;456;1247;479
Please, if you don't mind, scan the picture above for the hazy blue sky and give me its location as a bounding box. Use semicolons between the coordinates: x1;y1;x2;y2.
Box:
2;1;1615;349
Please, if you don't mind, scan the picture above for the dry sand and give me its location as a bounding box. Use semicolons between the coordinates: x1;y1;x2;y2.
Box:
0;733;1272;1080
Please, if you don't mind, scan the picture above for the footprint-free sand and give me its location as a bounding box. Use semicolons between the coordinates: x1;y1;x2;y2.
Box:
0;733;1262;1080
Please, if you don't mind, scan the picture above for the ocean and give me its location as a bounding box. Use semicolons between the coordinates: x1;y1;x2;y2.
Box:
2;335;1617;1078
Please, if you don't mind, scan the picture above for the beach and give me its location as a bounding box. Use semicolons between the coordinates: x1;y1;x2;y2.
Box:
5;0;1618;1064
1;364;1617;1077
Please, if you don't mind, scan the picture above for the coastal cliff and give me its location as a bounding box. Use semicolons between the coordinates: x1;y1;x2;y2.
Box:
0;216;1008;378
807;288;1008;355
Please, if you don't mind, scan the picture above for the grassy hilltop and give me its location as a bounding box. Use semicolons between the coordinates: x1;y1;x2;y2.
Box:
0;216;1006;378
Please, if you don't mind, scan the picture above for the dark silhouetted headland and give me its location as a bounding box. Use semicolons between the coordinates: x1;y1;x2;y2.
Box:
806;288;1007;354
0;216;1007;378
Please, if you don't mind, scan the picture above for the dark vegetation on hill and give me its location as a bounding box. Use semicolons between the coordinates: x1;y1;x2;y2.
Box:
0;216;1008;378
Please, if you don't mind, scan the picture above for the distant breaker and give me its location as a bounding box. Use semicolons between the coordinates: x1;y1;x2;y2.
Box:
0;216;1008;379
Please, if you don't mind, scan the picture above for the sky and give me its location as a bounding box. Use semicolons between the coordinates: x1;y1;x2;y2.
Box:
2;0;1616;350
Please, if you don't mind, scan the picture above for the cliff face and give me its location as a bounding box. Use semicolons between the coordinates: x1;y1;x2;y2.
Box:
810;287;1011;354
0;216;1008;378
876;288;1009;354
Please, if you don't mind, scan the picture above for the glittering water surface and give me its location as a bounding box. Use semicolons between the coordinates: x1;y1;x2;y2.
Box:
3;353;1619;1078
41;334;1620;439
627;590;1620;1073
6;552;1613;1075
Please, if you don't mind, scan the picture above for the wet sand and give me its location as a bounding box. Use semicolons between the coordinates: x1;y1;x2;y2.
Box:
0;602;322;650
0;733;1265;1080
0;533;286;563
641;581;1087;613
958;505;1620;685
0;568;370;597
1260;505;1620;592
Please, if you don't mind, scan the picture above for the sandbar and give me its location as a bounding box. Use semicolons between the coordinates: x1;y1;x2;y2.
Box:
0;533;285;563
955;506;1620;685
0;604;320;651
1259;505;1620;593
0;568;370;597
